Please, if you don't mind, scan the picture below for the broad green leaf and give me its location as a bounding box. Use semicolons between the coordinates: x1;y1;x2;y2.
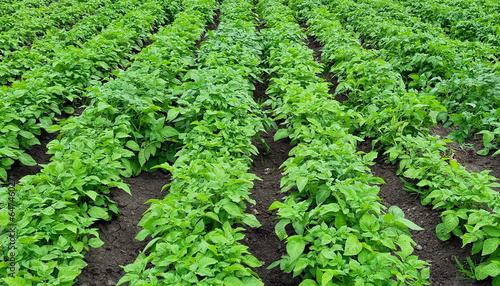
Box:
436;223;451;241
242;214;261;228
482;238;500;256
275;219;290;240
287;236;305;261
443;214;459;232
138;149;146;166
85;191;98;201
88;207;109;220
293;258;309;277
316;185;330;205
484;227;500;237
223;276;243;286
161;126;179;138
242;276;264;286
88;237;104;248
477;262;500;279
299;279;318;286
297;177;308;192
243;255;262;267
274;129;289;141
3;277;30;286
222;201;241;218
18;153;37;166
360;213;379;232
166;109;179;121
126;141;140;151
388;206;405;218
322;270;335;285
344;235;362;256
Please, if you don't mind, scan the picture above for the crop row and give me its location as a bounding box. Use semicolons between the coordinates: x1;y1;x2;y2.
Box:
324;0;500;156
293;0;500;282
255;0;430;285
0;0;142;85
0;0;178;183
117;0;269;285
396;0;500;46
0;0;52;18
0;0;216;284
0;0;109;54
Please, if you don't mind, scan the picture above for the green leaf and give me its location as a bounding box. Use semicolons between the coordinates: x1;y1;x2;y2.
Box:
344;235;362;256
3;277;30;286
443;214;459;232
299;279;318;286
388;206;405;218
0;168;6;181
166;109;179;121
394;217;424;231
223;276;243;286
242;276;263;286
297;177;308;192
161;126;179;138
243;255;262;267
88;237;104;248
275;219;290;240
360;213;379;232
63;106;75;114
222;201;241;218
88;207;109;220
477;262;500;279
436;223;451;241
316;185;330;205
274;129;289;141
85;191;98;201
287;236;306;261
18;153;37;166
126;141;140;151
484;227;500;237
242;214;261;228
46;124;62;133
19;130;34;139
138;149;146;166
482;238;500;256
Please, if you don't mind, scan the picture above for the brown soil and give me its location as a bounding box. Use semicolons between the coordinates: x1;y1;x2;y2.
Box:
430;124;500;180
242;76;301;285
245;129;300;286
74;170;170;286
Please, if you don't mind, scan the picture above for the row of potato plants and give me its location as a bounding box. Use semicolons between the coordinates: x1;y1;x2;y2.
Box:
117;0;271;285
324;0;500;156
395;0;500;46
0;0;217;284
0;0;53;32
291;0;500;283
0;0;109;54
0;0;52;17
255;0;430;285
0;0;141;85
0;0;179;183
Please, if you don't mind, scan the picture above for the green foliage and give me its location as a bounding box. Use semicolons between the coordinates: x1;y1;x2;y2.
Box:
118;0;268;284
258;0;429;284
0;1;214;283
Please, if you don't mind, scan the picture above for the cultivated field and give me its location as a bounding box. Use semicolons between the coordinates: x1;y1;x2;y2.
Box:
0;0;499;285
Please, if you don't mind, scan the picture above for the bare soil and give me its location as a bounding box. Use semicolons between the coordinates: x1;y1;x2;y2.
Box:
75;171;170;286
